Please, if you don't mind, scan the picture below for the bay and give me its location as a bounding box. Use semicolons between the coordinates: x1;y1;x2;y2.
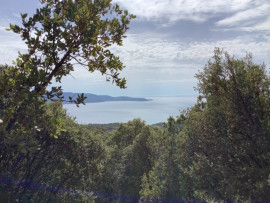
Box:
63;96;197;125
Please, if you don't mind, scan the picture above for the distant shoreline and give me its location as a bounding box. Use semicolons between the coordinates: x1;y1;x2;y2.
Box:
62;92;151;104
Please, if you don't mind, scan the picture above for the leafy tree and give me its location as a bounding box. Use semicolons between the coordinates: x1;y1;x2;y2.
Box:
0;0;135;201
9;0;134;95
119;125;156;198
0;102;107;202
139;117;183;202
100;119;162;202
178;49;270;201
1;0;135;142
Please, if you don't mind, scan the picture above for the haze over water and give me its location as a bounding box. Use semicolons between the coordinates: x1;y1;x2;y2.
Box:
63;96;197;125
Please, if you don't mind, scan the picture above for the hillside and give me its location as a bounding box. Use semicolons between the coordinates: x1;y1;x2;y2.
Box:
62;92;150;103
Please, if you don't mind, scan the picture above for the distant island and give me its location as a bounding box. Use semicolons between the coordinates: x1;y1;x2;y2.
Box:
62;92;150;103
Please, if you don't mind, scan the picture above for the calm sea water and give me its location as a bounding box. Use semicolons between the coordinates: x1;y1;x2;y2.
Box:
63;96;197;125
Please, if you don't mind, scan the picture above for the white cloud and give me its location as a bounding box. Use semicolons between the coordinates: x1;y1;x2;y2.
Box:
216;3;270;27
113;0;254;23
0;27;26;65
111;33;270;73
114;0;270;32
218;16;270;32
250;17;270;31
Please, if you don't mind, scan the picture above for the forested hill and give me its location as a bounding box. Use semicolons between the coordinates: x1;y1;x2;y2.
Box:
62;92;150;103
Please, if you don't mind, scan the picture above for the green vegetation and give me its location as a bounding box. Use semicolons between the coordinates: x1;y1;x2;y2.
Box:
0;0;270;202
1;0;134;160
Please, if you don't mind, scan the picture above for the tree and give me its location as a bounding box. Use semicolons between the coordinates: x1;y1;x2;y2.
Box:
0;0;135;201
178;48;270;201
1;0;135;146
9;0;134;95
0;102;108;202
139;117;184;202
99;119;162;202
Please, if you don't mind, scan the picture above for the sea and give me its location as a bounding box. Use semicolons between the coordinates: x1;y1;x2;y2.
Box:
63;96;197;125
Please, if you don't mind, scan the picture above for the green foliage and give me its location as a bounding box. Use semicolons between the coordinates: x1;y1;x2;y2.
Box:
98;119;163;201
1;0;135;146
0;0;135;201
139;117;184;202
0;102;108;202
139;49;270;202
9;0;135;96
178;49;270;201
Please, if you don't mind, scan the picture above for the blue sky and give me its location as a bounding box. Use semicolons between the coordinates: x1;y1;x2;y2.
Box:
0;0;270;97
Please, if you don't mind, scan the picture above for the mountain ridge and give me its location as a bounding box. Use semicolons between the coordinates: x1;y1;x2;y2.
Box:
62;92;150;103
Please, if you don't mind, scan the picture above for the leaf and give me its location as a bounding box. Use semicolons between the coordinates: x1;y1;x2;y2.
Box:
21;13;28;19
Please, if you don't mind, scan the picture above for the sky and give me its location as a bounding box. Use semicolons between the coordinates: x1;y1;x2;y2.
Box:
0;0;270;97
